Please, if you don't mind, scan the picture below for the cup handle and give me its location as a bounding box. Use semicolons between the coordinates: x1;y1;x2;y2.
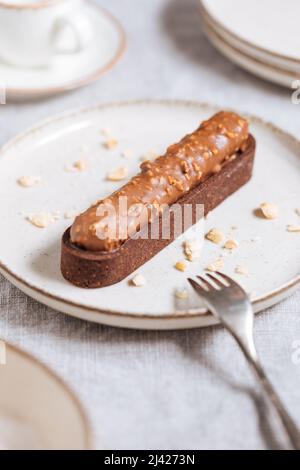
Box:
51;13;92;54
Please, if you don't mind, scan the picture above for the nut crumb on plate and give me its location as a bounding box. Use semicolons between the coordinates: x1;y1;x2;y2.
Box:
287;225;300;233
175;289;189;300
184;239;202;261
260;202;279;220
175;260;188;272
27;212;56;229
17;176;41;188
106;166;128;182
73;160;88;172
205;228;224;244
205;257;224;272
224;239;239;250
296;208;300;216
103;138;118;150
235;265;249;276
131;274;146;287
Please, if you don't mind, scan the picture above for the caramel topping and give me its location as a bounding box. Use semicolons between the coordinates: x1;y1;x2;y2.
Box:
71;111;249;252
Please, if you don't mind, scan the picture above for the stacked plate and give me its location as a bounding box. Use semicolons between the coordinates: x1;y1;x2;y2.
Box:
200;0;300;88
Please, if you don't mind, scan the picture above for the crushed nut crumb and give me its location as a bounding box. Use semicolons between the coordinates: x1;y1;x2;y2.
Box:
224;239;239;250
106;166;128;181
205;228;224;244
260;202;279;220
235;265;249;276
295;208;300;217
184;239;202;261
205;257;224;272
175;261;188;272
287;225;300;233
17;176;41;188
175;289;189;300
131;274;146;287
103;138;118;150
27;212;56;228
73;160;88;172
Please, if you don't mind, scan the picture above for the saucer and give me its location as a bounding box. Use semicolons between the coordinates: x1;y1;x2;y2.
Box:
1;1;126;100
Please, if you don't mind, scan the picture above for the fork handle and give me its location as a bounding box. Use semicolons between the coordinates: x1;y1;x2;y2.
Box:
242;345;300;450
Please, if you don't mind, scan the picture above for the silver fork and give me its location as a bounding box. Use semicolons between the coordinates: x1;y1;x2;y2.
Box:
188;271;300;450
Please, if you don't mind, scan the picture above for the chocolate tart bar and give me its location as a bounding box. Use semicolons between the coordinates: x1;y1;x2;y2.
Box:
61;134;255;288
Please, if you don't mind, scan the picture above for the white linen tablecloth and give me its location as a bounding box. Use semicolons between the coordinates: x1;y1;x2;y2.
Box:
0;0;299;450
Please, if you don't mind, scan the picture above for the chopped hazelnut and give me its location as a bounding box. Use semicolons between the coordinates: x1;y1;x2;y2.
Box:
175;289;189;300
287;225;300;233
235;265;249;276
260;202;279;220
131;274;146;287
103;138;118;150
224;239;239;250
205;228;224;244
17;176;41;188
73;160;88;172
184;239;202;261
106;167;128;182
27;212;55;228
175;261;188;272
205;257;224;272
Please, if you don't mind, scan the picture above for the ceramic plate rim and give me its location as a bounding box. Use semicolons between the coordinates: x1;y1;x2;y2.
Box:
1;339;93;449
0;100;299;327
199;0;300;65
202;22;298;88
201;7;300;75
4;0;127;98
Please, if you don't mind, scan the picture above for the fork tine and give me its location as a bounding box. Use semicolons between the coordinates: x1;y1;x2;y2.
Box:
206;273;226;288
196;275;213;290
188;278;207;296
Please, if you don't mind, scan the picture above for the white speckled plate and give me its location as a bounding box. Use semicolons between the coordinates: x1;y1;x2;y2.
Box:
0;101;299;330
0;341;92;449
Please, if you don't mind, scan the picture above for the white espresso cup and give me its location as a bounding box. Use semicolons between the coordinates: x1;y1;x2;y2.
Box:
0;0;92;68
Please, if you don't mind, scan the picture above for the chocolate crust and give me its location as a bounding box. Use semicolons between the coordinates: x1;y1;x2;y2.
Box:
61;134;256;288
